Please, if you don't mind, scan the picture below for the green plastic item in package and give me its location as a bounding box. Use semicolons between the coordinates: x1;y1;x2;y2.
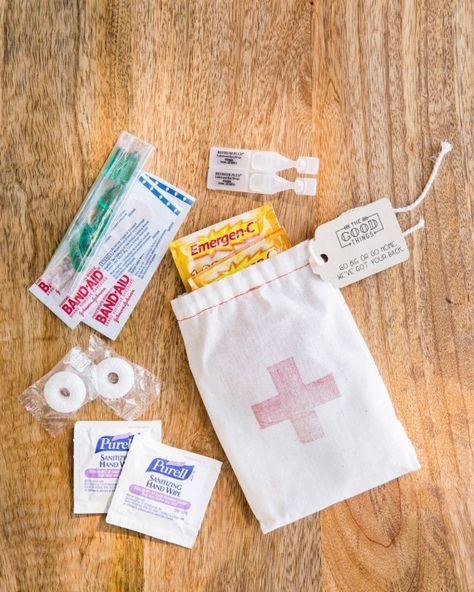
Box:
43;132;153;292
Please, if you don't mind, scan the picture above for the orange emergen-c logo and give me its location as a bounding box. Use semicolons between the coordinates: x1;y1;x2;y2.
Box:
189;220;259;259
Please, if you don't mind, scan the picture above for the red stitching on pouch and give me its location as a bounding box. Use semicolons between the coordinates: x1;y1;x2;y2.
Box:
176;262;309;322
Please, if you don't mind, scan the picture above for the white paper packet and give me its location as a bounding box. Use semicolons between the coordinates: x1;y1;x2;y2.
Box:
73;420;162;514
106;436;222;548
171;240;420;533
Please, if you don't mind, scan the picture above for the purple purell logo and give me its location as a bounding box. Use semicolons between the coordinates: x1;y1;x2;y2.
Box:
95;433;134;453
146;458;194;481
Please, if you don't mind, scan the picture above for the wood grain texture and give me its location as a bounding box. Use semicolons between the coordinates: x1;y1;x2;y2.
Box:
0;1;472;591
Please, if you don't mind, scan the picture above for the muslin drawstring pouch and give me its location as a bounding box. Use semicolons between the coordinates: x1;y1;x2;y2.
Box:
171;242;420;533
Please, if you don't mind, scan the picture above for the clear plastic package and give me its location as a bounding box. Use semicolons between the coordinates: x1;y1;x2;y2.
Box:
18;347;97;436
38;132;153;310
88;335;160;420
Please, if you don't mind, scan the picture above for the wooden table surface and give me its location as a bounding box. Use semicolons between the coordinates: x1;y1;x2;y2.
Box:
1;1;472;591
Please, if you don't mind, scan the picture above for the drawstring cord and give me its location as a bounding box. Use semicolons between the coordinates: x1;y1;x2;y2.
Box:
395;141;452;236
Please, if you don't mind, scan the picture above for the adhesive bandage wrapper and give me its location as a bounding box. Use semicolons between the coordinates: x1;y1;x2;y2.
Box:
74;421;162;514
209;148;319;175
31;173;195;339
88;335;160;420
106;436;222;548
82;174;195;338
18;347;97;436
170;203;282;291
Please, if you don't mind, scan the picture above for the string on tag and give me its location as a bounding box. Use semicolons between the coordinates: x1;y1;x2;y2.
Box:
402;218;425;237
308;141;452;287
394;141;452;235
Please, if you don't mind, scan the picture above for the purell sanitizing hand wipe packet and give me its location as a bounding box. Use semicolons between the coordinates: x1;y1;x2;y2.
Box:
106;436;221;548
74;421;162;514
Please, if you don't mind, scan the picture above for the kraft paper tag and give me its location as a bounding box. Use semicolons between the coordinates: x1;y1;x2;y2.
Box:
308;198;409;288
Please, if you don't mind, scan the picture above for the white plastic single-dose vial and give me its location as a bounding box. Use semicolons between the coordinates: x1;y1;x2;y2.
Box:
209;147;319;175
207;168;317;195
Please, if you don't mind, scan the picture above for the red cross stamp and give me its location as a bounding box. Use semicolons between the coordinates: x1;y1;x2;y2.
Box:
251;357;341;443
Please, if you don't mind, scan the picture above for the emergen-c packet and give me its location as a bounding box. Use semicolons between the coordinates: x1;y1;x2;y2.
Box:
169;202;281;291
74;420;162;514
106;436;222;548
188;227;291;289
